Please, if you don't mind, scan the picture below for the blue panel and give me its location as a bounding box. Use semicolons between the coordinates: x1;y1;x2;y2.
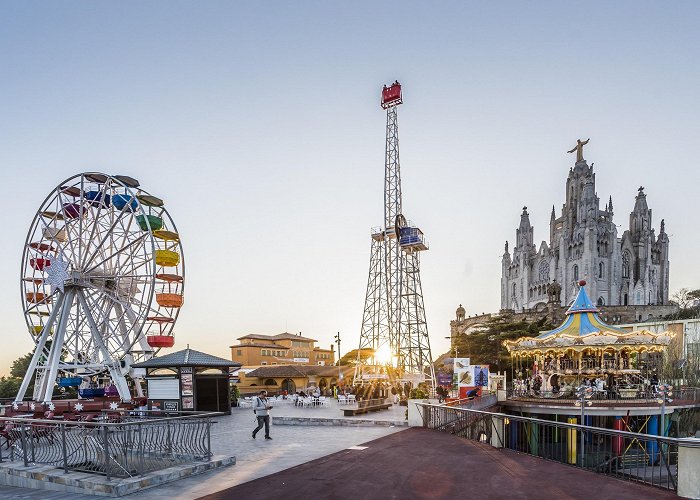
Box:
647;415;659;464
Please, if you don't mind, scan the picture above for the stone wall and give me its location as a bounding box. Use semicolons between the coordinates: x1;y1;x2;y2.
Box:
449;303;679;338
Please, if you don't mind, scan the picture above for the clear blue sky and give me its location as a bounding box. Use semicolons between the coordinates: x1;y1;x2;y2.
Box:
2;1;699;375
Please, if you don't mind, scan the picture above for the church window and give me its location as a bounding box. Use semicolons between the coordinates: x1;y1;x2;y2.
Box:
599;262;604;279
597;297;605;306
622;252;630;278
623;293;628;306
538;261;550;282
573;265;579;281
512;283;516;298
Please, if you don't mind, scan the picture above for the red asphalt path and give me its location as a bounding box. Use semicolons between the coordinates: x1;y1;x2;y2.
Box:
197;428;676;500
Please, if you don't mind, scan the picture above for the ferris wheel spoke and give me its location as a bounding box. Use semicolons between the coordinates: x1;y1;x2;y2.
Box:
83;232;148;275
83;288;140;360
78;180;112;269
81;215;131;271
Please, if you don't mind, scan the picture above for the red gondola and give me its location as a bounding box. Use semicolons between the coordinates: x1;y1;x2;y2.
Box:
147;335;175;348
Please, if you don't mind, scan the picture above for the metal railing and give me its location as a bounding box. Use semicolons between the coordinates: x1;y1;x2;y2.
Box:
416;402;700;492
506;387;700;405
0;410;220;479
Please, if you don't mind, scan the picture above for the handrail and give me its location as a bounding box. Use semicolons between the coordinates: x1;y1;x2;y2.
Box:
415;401;700;448
0;410;223;428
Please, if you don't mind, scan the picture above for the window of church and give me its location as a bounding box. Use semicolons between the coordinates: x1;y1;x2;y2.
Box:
573;265;579;280
622;252;630;278
599;262;604;279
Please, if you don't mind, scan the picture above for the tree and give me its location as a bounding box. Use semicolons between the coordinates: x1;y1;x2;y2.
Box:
452;315;555;374
669;288;700;320
0;377;21;399
10;352;33;378
337;348;374;366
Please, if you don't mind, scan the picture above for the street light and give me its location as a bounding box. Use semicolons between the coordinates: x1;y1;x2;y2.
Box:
655;383;673;437
334;332;342;384
574;385;595;466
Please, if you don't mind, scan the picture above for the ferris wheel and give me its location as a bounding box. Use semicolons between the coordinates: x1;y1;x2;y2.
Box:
16;173;185;403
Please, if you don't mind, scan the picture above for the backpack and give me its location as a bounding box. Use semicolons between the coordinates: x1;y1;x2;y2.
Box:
253;396;263;414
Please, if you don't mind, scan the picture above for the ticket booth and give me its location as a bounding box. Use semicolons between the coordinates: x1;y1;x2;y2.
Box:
133;347;241;414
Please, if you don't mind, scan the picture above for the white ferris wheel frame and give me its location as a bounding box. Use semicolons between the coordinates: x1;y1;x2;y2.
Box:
16;173;185;404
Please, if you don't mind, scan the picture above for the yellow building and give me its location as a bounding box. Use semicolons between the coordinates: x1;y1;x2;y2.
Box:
230;332;340;395
230;332;335;367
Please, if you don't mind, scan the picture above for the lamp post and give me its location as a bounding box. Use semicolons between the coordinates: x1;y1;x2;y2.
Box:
574;385;595;466
445;336;459;397
654;383;673;437
334;332;341;383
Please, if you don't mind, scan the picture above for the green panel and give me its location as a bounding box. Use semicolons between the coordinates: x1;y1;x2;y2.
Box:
136;214;163;231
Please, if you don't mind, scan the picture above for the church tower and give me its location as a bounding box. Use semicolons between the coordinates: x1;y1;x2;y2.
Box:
500;140;670;311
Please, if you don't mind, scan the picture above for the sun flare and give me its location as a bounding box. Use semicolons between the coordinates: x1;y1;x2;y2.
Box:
374;345;394;365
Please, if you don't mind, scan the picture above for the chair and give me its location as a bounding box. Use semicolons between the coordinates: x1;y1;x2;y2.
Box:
318;396;328;407
348;395;356;404
337;395;347;405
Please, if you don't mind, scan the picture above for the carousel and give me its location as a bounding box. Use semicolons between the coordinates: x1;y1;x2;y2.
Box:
504;280;674;398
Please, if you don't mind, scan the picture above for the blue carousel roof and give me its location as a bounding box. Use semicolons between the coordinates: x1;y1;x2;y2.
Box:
538;281;627;339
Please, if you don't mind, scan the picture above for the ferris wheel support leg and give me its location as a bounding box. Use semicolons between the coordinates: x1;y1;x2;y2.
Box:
76;290;133;403
133;377;145;398
38;289;75;403
15;291;66;404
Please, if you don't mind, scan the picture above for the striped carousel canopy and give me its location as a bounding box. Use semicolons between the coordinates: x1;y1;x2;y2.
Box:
503;280;673;354
538;281;628;339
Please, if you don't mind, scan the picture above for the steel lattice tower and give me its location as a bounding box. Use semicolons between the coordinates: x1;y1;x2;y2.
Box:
354;82;435;390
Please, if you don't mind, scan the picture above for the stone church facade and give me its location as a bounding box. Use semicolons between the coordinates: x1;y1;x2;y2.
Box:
501;150;670;311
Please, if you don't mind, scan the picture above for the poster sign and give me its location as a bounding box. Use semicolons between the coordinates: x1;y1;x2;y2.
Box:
182;397;194;410
455;359;473;388
181;373;193;396
437;373;453;386
164;401;179;412
473;365;490;387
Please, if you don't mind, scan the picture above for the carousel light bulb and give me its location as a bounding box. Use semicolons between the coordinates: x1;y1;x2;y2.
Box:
574;401;581;407
656;399;664;404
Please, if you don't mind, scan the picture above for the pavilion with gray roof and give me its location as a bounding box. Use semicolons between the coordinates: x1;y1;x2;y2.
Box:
133;347;240;414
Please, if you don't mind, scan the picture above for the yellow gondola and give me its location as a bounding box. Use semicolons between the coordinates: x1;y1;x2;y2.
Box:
155;249;180;267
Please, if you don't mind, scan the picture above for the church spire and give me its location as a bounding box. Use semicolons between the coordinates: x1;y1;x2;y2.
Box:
608;195;613;213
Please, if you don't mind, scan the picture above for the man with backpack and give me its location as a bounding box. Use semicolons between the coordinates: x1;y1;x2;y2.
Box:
252;390;273;440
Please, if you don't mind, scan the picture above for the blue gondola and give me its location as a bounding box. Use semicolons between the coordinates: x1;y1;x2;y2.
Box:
79;388;105;398
58;376;83;387
112;194;138;212
84;190;111;207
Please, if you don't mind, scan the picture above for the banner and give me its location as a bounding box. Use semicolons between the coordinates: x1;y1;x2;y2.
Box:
437;373;453;386
473;365;490;387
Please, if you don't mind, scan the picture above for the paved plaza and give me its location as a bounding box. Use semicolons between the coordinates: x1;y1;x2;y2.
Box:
200;428;677;500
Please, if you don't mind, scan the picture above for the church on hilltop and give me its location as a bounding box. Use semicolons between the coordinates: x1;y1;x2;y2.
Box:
501;139;670;311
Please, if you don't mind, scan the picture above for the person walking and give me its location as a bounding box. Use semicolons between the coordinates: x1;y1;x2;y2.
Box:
252;390;272;440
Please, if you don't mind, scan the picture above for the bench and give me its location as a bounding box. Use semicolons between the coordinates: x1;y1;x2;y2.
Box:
342;398;392;416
